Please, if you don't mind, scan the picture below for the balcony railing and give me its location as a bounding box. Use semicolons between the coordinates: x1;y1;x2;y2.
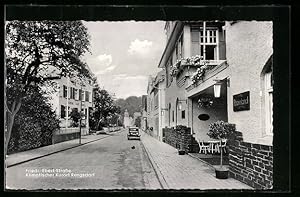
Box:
170;56;226;80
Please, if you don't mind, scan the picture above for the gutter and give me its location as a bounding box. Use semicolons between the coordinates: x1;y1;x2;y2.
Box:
157;21;182;68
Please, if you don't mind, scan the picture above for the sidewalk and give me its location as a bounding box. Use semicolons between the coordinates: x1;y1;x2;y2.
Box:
6;130;123;167
141;132;253;190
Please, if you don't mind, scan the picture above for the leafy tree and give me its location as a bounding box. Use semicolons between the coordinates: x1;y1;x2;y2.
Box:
134;116;141;128
91;86;121;130
115;96;142;122
8;85;59;153
69;108;83;127
5;21;91;156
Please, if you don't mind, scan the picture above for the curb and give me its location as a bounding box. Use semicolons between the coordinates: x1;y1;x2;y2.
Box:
140;134;169;189
7;130;124;168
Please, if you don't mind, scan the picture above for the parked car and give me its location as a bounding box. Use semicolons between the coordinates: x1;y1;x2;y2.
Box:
127;126;140;140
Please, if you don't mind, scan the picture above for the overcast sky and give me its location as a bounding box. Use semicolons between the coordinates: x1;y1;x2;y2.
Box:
82;21;166;99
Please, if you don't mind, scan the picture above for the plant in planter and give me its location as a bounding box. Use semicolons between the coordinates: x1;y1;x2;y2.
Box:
207;120;236;179
175;125;188;155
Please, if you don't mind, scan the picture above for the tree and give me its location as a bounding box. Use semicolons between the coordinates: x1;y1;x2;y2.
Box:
115;96;142;121
207;121;236;169
134;116;141;128
69;108;82;127
8;85;60;153
91;87;121;130
5;21;91;156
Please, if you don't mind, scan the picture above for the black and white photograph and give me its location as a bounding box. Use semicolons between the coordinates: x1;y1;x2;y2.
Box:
3;5;290;192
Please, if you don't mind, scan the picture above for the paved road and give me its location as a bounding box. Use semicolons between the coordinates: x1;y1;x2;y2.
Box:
6;129;161;190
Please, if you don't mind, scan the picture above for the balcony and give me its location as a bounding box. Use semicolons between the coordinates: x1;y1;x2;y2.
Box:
170;56;226;78
185;59;229;98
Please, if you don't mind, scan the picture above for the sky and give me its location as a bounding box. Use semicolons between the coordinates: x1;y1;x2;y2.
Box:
82;21;166;99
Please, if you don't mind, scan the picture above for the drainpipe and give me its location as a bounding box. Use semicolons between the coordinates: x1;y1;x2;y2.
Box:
203;21;206;60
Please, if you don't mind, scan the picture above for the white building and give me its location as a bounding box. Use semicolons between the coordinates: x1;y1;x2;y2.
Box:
146;71;166;141
47;72;95;136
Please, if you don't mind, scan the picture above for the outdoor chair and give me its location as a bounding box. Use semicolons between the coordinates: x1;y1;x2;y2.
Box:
199;141;210;154
218;139;227;153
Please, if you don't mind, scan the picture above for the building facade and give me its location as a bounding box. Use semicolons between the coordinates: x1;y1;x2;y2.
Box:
123;109;131;128
48;76;94;136
140;95;148;131
146;71;166;141
156;20;273;189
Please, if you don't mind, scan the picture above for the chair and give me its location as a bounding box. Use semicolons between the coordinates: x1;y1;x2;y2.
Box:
219;139;227;153
199;141;210;154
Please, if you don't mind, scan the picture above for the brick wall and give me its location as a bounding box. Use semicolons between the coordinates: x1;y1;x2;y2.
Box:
162;127;199;153
228;131;273;189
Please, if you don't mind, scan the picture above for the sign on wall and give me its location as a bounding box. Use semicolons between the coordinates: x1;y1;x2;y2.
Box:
233;91;250;112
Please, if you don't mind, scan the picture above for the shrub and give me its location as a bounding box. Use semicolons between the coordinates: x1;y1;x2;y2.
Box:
7;86;59;154
207;120;236;140
70;108;81;127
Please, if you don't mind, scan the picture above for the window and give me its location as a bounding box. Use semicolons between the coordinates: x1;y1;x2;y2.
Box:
168;103;171;126
182;110;186;119
61;105;66;118
85;91;90;102
68;106;71;116
178;35;183;59
166;58;173;87
191;25;222;60
172;110;174;122
79;89;84;101
79;89;82;100
63;85;67;98
68;87;72;99
265;71;273;135
74;89;78;100
154;93;158;109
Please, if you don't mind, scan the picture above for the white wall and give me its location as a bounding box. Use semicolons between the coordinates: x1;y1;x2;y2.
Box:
226;21;273;145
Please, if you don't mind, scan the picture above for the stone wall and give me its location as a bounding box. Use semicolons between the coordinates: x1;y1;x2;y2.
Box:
52;132;80;144
228;131;273;189
163;127;199;153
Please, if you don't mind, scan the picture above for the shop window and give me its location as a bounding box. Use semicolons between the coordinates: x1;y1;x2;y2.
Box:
181;110;186;119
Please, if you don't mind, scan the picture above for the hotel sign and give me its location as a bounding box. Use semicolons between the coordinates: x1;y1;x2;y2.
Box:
233;91;250;112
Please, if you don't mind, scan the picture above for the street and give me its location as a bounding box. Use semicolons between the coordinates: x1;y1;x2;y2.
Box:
6;129;161;190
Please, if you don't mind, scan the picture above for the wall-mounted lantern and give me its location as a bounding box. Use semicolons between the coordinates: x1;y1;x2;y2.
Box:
177;99;187;110
161;108;168;116
213;79;222;98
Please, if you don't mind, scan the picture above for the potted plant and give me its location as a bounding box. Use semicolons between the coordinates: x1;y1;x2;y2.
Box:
175;125;188;155
207;120;236;179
